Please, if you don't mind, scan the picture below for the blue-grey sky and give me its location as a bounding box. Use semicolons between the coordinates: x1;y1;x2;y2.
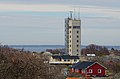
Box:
0;0;120;45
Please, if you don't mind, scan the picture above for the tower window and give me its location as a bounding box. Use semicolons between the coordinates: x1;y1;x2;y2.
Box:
77;45;79;47
73;26;80;29
70;45;71;47
77;35;79;38
73;26;76;28
76;26;80;29
70;40;71;43
70;35;71;38
69;26;71;28
70;31;71;33
77;49;79;52
77;40;79;43
77;31;79;33
70;49;71;52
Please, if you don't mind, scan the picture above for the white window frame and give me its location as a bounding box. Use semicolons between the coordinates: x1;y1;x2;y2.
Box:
75;69;79;72
98;69;101;73
89;69;93;73
71;68;74;72
72;68;74;71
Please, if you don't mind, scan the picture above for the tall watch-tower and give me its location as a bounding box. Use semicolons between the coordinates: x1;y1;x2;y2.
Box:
65;11;81;56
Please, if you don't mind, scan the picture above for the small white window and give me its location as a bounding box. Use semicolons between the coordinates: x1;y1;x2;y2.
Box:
98;69;101;73
89;69;93;73
75;69;79;72
72;68;74;72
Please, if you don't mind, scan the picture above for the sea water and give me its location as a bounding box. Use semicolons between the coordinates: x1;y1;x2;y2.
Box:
9;45;120;52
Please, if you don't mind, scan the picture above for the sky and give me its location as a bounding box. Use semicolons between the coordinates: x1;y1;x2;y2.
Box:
0;0;120;45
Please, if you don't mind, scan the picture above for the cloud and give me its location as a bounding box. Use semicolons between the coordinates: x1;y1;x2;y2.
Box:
0;0;120;8
82;17;120;29
0;3;72;12
0;15;64;45
82;28;120;45
0;2;120;45
0;3;120;20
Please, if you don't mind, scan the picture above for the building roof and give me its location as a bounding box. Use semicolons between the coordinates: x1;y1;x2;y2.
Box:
52;55;61;59
52;55;79;59
72;61;95;69
72;61;107;69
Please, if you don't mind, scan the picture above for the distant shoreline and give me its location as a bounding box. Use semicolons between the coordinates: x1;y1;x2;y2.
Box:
9;45;120;52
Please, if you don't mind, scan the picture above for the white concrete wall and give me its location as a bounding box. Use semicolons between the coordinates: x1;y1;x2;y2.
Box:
68;19;81;56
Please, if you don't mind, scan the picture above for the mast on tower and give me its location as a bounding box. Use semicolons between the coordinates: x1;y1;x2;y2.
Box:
69;11;73;19
78;8;80;20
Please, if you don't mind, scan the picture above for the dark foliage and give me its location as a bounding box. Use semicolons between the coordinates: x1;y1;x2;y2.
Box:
46;49;65;55
81;44;109;56
0;45;65;79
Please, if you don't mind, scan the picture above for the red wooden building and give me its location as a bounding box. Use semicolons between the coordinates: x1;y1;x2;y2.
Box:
71;61;107;77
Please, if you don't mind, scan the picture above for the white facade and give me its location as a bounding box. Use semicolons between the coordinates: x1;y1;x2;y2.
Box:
49;55;80;65
65;15;81;56
49;57;79;64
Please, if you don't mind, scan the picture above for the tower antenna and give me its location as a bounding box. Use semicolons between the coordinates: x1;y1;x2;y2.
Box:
74;8;76;20
78;8;80;20
69;11;73;19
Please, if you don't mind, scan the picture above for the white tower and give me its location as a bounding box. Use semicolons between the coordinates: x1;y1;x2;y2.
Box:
65;11;81;56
